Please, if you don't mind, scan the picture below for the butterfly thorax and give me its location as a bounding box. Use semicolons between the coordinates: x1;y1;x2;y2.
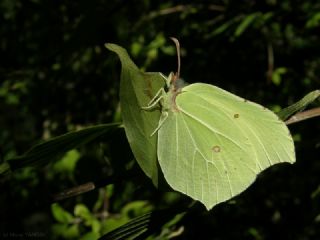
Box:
165;72;182;112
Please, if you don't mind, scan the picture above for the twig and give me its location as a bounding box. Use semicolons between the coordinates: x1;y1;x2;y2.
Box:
266;41;274;83
52;182;95;202
285;107;320;125
149;5;188;17
51;170;137;202
134;4;225;30
208;4;226;12
148;4;225;18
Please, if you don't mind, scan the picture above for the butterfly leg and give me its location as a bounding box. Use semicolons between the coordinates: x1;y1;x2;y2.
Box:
141;88;166;110
150;111;168;136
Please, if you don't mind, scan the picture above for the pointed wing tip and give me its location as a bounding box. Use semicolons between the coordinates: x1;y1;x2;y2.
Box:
201;201;216;211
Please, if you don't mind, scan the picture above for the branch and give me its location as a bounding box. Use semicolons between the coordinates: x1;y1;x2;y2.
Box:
285;107;320;125
51;170;137;202
52;182;96;202
147;4;225;18
266;41;274;83
134;4;225;30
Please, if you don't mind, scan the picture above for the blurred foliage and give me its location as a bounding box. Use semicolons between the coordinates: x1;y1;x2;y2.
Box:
0;0;320;239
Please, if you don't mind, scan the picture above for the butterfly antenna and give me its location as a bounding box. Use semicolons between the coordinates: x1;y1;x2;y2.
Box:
170;37;181;80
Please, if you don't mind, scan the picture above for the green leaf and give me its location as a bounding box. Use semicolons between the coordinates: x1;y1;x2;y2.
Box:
106;43;165;186
277;90;320;121
52;149;80;173
210;18;237;36
98;208;185;240
306;12;320;28
271;67;287;86
80;232;100;240
52;224;79;239
121;200;152;218
234;13;260;37
151;80;295;210
0;162;10;175
5;123;119;172
74;204;94;225
51;203;74;224
99;212;151;240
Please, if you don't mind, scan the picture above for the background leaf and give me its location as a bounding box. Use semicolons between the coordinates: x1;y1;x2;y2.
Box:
278;90;320;120
51;203;74;224
234;13;260;37
99;208;185;240
4;123;120;173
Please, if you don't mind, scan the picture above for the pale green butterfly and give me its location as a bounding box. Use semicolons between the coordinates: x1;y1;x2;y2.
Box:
143;38;295;210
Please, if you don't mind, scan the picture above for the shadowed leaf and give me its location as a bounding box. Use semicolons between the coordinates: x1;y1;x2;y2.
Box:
4;123;120;173
106;43;165;186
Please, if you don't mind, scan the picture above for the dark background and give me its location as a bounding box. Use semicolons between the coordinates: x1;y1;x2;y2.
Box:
0;0;319;239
